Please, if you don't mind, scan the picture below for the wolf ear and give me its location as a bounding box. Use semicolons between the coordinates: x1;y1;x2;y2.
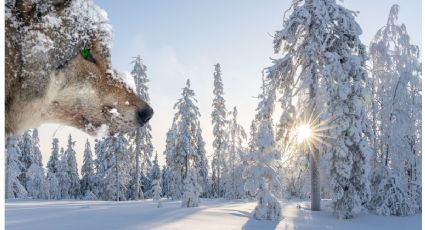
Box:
49;0;72;8
15;0;72;20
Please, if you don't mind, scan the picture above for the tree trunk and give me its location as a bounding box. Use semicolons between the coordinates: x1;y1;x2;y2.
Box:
311;147;320;211
134;128;141;200
115;143;120;202
217;144;221;197
309;70;320;211
371;77;379;166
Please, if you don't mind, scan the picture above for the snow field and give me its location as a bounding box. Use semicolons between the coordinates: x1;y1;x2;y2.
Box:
5;199;421;230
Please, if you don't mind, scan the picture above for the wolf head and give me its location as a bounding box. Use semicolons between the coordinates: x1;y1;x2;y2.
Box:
5;0;153;136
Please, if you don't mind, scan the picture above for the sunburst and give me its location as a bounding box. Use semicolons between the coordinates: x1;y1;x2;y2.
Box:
293;108;335;154
296;124;312;143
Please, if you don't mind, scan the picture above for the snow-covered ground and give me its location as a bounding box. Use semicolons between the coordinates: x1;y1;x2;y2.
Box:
5;199;421;230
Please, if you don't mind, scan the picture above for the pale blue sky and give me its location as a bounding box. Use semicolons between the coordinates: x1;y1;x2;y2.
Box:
39;0;421;168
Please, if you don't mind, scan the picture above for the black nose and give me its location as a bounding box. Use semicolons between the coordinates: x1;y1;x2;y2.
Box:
136;106;154;126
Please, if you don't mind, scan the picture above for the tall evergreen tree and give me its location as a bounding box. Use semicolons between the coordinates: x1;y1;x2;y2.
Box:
47;172;60;200
129;55;154;200
26;129;48;199
145;152;161;198
26;162;48;199
97;135;132;201
268;0;372;218
47;138;60;174
81;139;96;198
194;124;209;197
211;63;228;198
18;130;33;188
165;80;208;201
31;129;42;167
161;165;173;199
47;138;61;199
243;89;282;220
182;167;202;207
64;135;80;198
163;128;179;199
152;178;163;208
5;136;27;199
57;147;71;199
93;139;106;198
149;153;162;182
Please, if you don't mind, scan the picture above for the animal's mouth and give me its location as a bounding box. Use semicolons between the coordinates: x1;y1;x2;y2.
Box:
80;113;138;137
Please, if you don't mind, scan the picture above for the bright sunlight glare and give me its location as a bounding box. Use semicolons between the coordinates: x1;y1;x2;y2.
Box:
297;124;312;143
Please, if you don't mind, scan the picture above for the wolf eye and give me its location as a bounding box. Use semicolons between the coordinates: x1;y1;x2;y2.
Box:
80;48;90;58
80;48;96;63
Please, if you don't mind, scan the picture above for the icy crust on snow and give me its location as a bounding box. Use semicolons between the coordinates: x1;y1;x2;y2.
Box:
6;0;135;94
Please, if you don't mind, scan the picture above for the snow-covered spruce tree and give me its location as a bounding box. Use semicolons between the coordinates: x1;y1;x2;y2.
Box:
151;178;163;208
126;144;137;199
243;88;282;220
93;139;106;198
57;147;71;199
6;136;28;199
211;63;228;198
47;138;61;199
31;129;43;167
195;125;209;197
247;120;258;153
128;55;154;200
26;163;49;199
26;129;49;199
368;5;422;216
140;172;150;199
269;0;373;218
47;138;60;175
182;167;202;207
81;139;96;198
149;153;161;183
145;152;161;198
112;134;132;201
47;172;60;200
161;166;168;197
161;165;174;199
223;107;247;199
319;4;372;219
163;128;179;199
98;135;132;201
165;80;208;202
96;137;115;200
18;130;33;188
64;135;80;199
